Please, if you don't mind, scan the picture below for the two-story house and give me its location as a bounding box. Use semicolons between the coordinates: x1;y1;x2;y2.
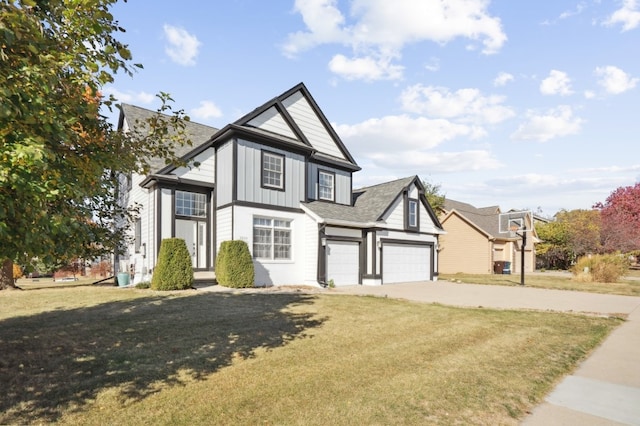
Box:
117;83;444;287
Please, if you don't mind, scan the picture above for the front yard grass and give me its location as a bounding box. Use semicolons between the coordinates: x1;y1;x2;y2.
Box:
441;271;640;296
0;285;620;425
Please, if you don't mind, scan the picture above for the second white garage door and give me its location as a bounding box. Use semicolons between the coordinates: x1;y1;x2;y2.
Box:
326;241;360;286
382;243;431;284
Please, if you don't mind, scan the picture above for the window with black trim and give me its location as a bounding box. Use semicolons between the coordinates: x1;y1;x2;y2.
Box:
253;217;292;260
262;151;284;190
407;199;419;230
175;191;207;217
318;170;335;201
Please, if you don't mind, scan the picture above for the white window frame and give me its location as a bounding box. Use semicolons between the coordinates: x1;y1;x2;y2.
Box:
408;199;418;229
318;170;335;201
262;151;284;190
175;191;207;218
253;217;292;260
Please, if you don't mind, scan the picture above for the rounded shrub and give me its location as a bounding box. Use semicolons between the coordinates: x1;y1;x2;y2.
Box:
151;238;194;290
215;240;254;288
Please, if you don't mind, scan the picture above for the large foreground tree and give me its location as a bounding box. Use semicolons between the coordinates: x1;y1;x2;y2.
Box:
595;183;640;253
0;0;190;289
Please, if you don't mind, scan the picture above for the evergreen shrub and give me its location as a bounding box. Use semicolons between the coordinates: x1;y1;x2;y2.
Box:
215;240;254;288
151;238;194;290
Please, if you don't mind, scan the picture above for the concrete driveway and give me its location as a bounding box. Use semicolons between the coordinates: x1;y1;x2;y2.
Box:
332;280;640;425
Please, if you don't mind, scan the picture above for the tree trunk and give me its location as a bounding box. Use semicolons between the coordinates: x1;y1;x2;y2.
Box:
0;258;17;290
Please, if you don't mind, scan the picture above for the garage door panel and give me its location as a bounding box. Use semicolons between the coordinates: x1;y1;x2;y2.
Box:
383;243;431;284
327;241;359;286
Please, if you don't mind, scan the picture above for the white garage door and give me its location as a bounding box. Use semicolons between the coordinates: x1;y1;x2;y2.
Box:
326;241;360;286
383;243;431;284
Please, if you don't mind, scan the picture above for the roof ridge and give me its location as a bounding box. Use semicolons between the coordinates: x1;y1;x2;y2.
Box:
355;175;415;192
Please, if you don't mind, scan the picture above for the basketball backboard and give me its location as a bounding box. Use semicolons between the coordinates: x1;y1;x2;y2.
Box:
498;211;532;237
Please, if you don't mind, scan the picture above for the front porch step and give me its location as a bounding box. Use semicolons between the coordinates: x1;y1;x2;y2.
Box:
194;271;216;287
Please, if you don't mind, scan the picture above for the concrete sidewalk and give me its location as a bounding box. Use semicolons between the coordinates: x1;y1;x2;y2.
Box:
332;281;640;425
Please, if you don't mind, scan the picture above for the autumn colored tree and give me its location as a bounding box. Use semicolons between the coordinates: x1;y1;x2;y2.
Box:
536;209;601;269
595;183;640;253
0;1;191;289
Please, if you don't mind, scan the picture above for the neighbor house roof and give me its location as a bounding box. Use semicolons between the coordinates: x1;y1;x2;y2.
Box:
118;104;218;174
442;199;503;238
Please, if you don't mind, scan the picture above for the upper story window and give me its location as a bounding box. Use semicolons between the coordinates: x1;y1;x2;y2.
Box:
318;170;335;201
407;199;419;230
262;151;284;190
176;190;207;218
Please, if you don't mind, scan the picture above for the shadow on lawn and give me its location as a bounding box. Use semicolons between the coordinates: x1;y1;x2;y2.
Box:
0;291;324;423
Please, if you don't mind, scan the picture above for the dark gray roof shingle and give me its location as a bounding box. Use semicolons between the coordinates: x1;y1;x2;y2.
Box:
443;199;502;237
119;104;218;173
303;176;416;225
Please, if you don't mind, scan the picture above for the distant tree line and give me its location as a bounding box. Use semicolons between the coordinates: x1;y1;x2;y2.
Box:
536;183;640;270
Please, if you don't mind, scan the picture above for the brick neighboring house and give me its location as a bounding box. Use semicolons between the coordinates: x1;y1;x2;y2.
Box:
438;199;538;274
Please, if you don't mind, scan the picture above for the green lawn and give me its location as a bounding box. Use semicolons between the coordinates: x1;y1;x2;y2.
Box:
0;285;620;425
441;270;640;296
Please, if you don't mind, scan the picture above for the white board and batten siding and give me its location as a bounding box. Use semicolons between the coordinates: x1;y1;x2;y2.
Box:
172;148;216;184
236;139;305;209
281;91;346;160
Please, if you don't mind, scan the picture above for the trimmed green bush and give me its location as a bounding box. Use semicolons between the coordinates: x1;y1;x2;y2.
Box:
151;238;194;290
215;240;254;288
571;253;630;283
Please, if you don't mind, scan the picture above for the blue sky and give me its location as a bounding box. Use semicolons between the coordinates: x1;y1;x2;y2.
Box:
106;0;640;216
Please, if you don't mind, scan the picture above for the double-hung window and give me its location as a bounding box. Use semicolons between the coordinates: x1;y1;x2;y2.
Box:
262;151;284;190
253;217;292;260
318;170;335;201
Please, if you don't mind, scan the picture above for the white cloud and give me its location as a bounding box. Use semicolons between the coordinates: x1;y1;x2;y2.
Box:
540;70;573;96
493;72;514;87
364;149;501;172
190;101;222;121
328;54;404;81
284;0;507;80
511;105;584;142
603;0;640;31
584;90;596;99
103;87;155;104
163;24;201;66
595;65;639;94
399;84;515;124
336;115;482;153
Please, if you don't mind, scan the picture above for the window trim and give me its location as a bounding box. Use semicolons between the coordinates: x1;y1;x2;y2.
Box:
318;169;335;202
406;198;419;231
252;216;293;261
261;150;285;191
134;219;142;253
175;190;207;218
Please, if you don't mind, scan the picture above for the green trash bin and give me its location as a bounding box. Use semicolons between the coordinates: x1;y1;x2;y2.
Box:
117;272;130;287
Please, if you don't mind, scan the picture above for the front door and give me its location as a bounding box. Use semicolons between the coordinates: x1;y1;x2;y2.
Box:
175;219;207;269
